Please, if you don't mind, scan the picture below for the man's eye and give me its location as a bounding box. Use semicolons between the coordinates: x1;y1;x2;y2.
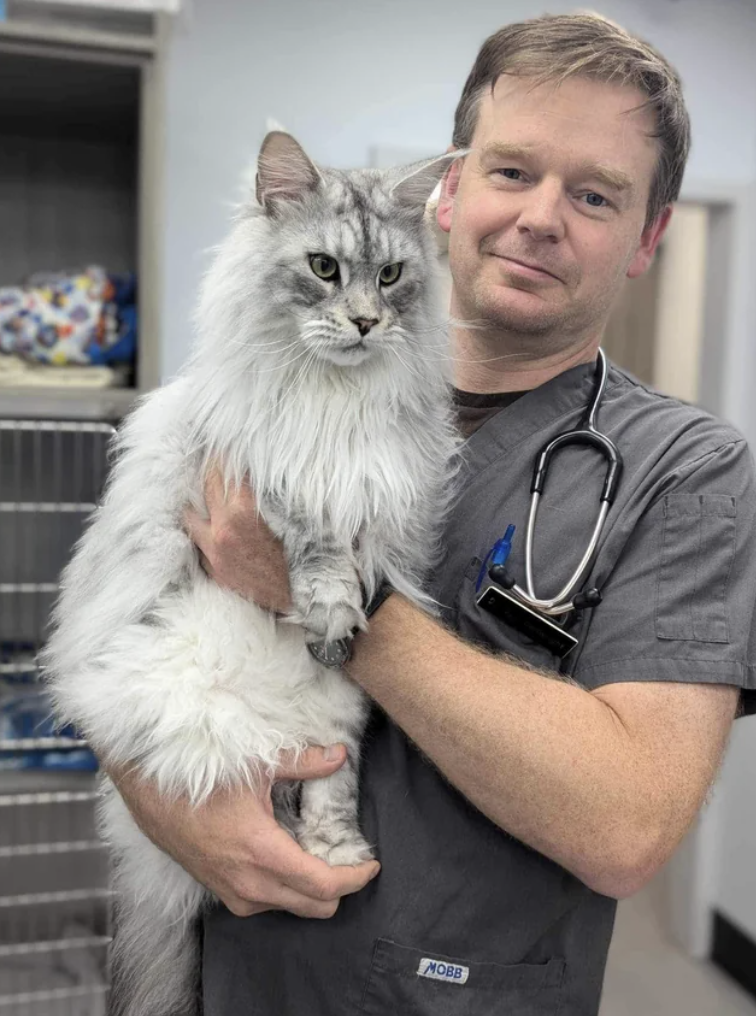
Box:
583;192;608;208
497;168;523;181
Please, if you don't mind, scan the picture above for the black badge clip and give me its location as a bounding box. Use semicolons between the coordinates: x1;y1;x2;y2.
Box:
476;584;579;659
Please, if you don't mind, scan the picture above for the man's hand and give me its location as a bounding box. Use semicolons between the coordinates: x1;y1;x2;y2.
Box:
185;468;292;614
112;745;380;918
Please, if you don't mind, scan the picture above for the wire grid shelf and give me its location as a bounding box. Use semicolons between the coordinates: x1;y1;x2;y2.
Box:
0;420;114;1016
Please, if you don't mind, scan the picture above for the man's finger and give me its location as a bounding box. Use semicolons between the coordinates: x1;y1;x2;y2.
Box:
262;825;380;899
275;745;347;782
221;895;281;918
204;467;259;530
184;508;214;560
286;853;381;902
271;885;342;920
239;478;259;514
203;467;227;516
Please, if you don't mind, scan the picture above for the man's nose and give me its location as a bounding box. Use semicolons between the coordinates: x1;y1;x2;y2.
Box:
516;182;565;243
351;317;379;337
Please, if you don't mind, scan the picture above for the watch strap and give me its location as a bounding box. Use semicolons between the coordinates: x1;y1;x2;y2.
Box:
364;579;393;620
306;580;393;669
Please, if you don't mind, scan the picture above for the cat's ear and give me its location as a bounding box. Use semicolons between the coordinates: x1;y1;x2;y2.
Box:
391;151;467;213
255;131;322;212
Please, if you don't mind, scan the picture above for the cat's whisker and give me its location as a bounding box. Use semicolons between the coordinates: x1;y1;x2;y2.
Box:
250;349;311;374
386;345;428;386
226;336;300;350
390;329;537;366
277;343;323;405
411;348;536;366
393;316;488;337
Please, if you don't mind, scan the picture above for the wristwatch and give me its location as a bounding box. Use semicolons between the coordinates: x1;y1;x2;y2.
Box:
307;579;393;669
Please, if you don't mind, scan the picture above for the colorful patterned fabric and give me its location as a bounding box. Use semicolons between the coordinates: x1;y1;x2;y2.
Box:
0;266;137;366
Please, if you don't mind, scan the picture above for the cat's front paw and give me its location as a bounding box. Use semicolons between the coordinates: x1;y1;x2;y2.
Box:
303;600;366;643
299;827;375;867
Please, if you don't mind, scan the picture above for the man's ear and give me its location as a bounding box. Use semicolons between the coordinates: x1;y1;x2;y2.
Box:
437;146;463;235
627;206;673;278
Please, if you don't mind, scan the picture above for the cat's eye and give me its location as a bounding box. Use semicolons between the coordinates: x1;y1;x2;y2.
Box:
310;254;339;281
378;263;403;286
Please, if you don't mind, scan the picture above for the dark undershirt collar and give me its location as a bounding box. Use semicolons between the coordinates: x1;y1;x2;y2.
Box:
453;388;527;439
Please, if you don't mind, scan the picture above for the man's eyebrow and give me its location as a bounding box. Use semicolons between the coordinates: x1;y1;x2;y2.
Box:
583;164;634;194
479;142;536;161
479;142;634;194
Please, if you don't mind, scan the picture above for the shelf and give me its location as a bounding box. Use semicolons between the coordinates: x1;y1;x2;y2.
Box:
0;790;97;808
0;888;113;908
0;768;99;794
0;740;89;756
0;583;58;593
0;839;102;858
0;17;156;58
0;933;110;959
0;386;139;421
0;983;108;1008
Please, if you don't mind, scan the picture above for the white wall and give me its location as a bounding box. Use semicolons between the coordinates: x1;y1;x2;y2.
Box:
157;0;756;945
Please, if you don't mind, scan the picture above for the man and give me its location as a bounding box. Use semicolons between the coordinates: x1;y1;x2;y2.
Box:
119;12;756;1015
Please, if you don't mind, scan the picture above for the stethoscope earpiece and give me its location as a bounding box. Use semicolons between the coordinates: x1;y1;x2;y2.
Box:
572;587;602;611
488;564;516;589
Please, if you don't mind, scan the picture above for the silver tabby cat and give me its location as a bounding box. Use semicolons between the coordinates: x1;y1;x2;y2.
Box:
42;132;461;1016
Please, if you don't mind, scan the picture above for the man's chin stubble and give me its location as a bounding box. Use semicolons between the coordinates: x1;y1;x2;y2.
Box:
475;303;568;339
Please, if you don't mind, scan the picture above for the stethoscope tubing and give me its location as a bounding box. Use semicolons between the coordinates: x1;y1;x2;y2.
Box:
520;498;610;615
505;349;623;617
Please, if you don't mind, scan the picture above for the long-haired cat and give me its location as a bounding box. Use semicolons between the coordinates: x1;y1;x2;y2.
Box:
42;132;460;1016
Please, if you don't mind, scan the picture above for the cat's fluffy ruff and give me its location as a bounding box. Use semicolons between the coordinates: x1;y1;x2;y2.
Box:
42;134;460;1016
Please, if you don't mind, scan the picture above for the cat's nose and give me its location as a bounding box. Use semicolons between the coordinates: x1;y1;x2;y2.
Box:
351;317;379;337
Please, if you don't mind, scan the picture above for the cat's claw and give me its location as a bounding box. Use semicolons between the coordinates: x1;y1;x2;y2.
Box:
303;601;366;643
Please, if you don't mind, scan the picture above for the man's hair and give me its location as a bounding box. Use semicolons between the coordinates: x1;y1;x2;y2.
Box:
452;12;691;228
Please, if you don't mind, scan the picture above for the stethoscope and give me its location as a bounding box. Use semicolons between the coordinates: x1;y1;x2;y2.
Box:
475;349;623;656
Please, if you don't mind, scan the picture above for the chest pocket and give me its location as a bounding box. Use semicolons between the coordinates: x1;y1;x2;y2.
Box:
359;939;565;1016
454;557;567;672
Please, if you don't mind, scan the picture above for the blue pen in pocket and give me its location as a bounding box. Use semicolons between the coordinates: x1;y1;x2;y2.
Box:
476;523;516;592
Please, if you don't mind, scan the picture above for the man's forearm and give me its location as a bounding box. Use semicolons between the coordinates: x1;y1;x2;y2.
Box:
348;596;660;897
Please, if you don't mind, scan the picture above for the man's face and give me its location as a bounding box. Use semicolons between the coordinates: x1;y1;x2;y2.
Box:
437;75;669;343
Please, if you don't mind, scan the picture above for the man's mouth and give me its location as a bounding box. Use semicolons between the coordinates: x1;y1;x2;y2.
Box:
492;254;563;282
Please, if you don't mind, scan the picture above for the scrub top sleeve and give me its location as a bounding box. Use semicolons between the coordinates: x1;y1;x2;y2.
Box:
573;439;756;715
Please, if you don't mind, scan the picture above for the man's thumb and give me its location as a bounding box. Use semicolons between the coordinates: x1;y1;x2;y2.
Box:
275;744;347;782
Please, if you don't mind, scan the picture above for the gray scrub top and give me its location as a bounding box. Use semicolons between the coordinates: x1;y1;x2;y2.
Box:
202;360;756;1016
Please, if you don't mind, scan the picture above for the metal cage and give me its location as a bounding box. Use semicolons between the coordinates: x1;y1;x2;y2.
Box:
0;420;113;1016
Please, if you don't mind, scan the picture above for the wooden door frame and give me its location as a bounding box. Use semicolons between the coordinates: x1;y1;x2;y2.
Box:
660;179;756;959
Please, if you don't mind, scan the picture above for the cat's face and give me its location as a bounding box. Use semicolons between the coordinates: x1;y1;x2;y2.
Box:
253;133;452;369
262;177;434;368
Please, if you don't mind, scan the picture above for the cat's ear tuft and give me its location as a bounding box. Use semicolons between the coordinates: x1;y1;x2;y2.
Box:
256;131;322;212
391;151;467;213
